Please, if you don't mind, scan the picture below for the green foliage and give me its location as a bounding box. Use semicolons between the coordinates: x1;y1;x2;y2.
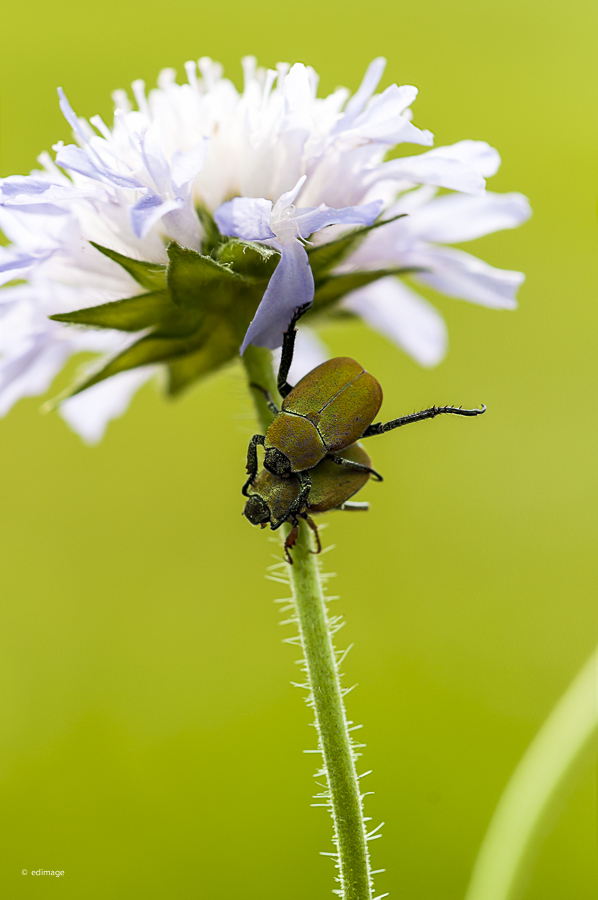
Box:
50;291;174;332
89;242;167;291
216;239;280;278
307;213;406;278
57;238;270;400
50;214;413;404
166;241;243;310
313;266;421;313
195;205;223;255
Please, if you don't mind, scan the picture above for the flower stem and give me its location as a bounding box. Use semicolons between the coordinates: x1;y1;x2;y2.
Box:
242;346;373;900
464;646;598;900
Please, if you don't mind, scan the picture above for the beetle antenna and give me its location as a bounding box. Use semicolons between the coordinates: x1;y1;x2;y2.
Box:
361;403;487;437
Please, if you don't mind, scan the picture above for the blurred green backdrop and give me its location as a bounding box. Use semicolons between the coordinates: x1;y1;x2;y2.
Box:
1;0;597;897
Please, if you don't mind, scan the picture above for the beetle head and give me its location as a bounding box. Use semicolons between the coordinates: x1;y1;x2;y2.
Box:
244;494;272;527
264;447;292;477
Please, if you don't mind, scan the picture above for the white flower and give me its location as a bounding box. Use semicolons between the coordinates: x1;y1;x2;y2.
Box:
0;56;530;442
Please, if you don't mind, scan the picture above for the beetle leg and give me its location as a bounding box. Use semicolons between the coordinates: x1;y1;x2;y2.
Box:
337;501;370;511
242;434;266;496
288;469;313;518
284;520;300;564
326;454;384;482
361;403;487;437
249;383;280;415
277;302;312;398
302;514;322;555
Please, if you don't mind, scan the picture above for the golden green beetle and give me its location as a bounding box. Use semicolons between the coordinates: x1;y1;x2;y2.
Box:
244;305;485;522
244;442;372;563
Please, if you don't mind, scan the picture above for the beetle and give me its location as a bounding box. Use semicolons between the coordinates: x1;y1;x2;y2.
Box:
244;442;372;563
243;304;486;524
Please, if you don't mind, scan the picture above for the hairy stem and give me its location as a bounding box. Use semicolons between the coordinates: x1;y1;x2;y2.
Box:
242;346;373;900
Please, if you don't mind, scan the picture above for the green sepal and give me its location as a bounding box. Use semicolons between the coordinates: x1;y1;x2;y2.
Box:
0;278;27;289
66;328;212;398
49;291;173;333
307;214;407;278
196;205;224;255
89;241;167;291
167;318;240;395
216;239;280;279
166;241;245;310
313;266;423;313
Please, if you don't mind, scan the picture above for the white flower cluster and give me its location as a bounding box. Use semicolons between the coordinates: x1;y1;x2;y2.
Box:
0;56;530;441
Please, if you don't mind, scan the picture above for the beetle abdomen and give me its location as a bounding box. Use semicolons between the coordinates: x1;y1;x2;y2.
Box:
317;372;382;451
265;413;325;472
308;443;372;512
282;357;383;453
282;358;365;417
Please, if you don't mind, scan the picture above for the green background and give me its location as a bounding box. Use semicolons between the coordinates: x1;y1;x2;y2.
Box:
1;0;597;896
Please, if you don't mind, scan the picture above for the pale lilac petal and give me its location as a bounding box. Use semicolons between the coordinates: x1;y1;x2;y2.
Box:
60;367;156;444
273;175;307;214
0;176;93;207
214;197;275;241
241;239;314;352
415;246;524;309
130;194;181;239
55;144;142;190
427;140;501;178
349;84;431;144
170;141;208;192
57;87;89;144
407;191;532;243
283;64;313;131
344;277;448;367
371;151;486;194
0;250;53;285
0;338;69;416
334;58;387;131
272;326;328;384
138;125;171;193
293;199;383;239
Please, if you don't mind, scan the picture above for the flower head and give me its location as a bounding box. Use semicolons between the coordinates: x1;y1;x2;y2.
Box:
0;56;530;441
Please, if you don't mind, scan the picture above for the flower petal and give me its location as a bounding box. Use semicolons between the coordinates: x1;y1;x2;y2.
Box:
0;249;53;285
170;141;208;193
240;239;314;352
0;176;94;208
55;143;142;190
428;139;501;178
214;197;275;241
405;191;532;244
415;246;525;309
59;366;155;444
347;84;433;146
57;86;89;144
371;149;487;194
0;337;69;416
334;57;387;132
293;199;383;239
344;277;447;366
130;193;181;239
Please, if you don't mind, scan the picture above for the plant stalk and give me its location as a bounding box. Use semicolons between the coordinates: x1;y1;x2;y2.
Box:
242;346;373;900
465;646;598;900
